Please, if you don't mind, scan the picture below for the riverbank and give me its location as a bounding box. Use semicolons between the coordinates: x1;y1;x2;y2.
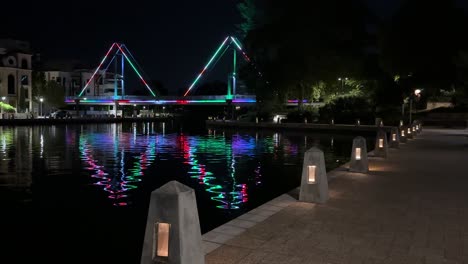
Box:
206;120;393;133
204;128;468;263
0;116;173;126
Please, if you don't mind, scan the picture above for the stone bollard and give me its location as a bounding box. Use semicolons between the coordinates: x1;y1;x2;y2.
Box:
389;127;400;148
141;181;204;264
400;127;408;143
406;126;413;139
374;129;388;158
299;147;329;203
349;136;369;173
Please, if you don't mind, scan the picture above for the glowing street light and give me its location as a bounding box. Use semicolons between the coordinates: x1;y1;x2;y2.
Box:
409;89;422;125
39;97;44;117
0;96;6;117
338;77;348;90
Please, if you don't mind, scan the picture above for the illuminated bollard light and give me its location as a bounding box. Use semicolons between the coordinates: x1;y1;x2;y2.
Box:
255;117;258;124
299;147;329;203
389;127;400;148
141;181;204;264
349;136;368;173
304;118;308;124
400;127;408;143
331;119;334;125
414;120;422;134
406;126;413;139
399;120;404;127
374;129;388;158
356;119;360;126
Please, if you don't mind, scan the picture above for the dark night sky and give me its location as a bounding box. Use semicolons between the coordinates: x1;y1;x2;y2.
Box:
0;0;406;94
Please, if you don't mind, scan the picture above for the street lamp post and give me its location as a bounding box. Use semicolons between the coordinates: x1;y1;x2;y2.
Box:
338;77;348;90
409;89;421;125
39;97;44;117
1;96;6;118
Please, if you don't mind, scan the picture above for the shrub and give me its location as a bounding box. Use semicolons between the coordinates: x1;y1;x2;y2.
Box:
318;96;375;124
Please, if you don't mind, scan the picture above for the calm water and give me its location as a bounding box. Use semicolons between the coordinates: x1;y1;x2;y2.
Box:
0;123;373;263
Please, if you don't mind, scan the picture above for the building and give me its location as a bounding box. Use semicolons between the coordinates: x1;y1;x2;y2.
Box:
43;69;122;97
0;39;33;113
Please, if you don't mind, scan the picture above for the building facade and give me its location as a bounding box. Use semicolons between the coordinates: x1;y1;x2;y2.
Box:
0;39;33;113
43;69;122;97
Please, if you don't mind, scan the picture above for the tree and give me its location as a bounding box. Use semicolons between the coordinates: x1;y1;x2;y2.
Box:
236;0;258;37
32;72;65;109
239;0;374;111
379;0;468;98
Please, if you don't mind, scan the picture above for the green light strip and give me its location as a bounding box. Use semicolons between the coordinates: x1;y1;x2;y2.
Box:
184;37;230;96
116;44;157;97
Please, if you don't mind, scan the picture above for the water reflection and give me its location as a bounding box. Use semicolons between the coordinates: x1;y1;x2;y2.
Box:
75;124;307;210
78;125;157;206
1;123;371;214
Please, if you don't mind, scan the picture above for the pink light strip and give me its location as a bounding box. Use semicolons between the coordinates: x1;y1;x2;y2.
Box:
78;43;117;97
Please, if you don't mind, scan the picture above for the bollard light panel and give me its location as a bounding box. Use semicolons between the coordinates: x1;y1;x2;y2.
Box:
401;130;405;137
307;165;316;184
357;119;360;125
407;127;411;134
399;120;404;127
378;138;384;148
331;119;334;125
355;148;361;160
380;121;383;127
392;133;396;141
153;222;170;259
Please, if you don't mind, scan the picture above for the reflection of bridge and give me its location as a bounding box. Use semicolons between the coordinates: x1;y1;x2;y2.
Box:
65;95;256;106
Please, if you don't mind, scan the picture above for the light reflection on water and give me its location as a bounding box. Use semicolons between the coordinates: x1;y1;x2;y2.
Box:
1;123;373;215
0;123;376;263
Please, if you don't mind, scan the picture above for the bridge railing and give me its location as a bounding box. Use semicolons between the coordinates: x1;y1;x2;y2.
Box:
65;94;256;101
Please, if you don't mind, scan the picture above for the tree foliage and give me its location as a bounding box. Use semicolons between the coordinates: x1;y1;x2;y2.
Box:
32;71;65;108
239;0;375;110
379;0;468;99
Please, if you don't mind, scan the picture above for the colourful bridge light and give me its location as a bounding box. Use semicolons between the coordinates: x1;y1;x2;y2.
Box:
78;43;117;97
184;37;230;97
116;44;157;97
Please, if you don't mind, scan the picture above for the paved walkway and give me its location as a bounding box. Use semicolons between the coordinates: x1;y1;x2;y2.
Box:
205;128;468;264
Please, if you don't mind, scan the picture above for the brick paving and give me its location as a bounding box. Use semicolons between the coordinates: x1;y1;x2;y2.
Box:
206;128;468;264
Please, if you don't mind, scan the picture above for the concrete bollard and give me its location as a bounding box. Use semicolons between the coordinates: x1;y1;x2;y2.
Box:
406;126;413;139
400;127;408;143
389;127;400;148
141;181;204;264
349;136;369;173
299;147;329;203
374;129;388;158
